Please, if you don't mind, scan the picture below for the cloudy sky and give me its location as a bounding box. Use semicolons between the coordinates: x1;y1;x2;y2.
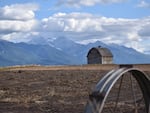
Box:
0;0;150;53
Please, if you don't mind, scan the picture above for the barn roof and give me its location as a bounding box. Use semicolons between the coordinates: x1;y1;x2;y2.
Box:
87;47;113;57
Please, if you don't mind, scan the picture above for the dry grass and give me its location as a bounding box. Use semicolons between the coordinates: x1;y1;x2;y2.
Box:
1;64;149;71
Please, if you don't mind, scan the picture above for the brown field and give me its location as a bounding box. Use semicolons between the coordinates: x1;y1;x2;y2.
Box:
0;64;149;113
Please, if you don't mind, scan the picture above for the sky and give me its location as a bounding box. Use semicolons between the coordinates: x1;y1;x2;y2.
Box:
0;0;150;54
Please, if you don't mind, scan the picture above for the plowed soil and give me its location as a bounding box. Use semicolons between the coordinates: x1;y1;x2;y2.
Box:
0;64;149;113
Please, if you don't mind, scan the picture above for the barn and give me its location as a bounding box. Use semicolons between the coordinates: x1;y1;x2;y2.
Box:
87;46;113;64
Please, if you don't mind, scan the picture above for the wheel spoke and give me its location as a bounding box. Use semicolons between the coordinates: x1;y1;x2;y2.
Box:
130;73;138;113
108;106;115;113
113;75;124;112
84;68;149;113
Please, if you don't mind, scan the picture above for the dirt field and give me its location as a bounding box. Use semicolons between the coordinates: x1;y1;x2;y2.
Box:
0;64;149;113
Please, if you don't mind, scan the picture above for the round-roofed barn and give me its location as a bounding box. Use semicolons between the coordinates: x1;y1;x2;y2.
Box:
87;46;113;64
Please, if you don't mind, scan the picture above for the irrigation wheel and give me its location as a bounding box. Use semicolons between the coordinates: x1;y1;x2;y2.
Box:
84;67;150;113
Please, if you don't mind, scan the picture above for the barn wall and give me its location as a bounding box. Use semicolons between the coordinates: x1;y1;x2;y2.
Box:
87;49;102;64
102;57;113;64
88;56;102;64
87;48;113;64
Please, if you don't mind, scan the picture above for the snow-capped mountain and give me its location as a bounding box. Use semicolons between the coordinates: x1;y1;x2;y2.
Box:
0;37;150;66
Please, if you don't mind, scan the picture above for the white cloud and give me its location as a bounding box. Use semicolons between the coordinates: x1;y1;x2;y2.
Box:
42;12;107;32
0;32;39;43
0;3;38;20
0;20;37;33
56;0;126;7
137;1;150;8
41;12;150;53
138;21;150;37
0;2;149;53
0;3;39;42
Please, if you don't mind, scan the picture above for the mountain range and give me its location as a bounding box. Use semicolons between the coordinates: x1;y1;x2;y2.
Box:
0;37;150;66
